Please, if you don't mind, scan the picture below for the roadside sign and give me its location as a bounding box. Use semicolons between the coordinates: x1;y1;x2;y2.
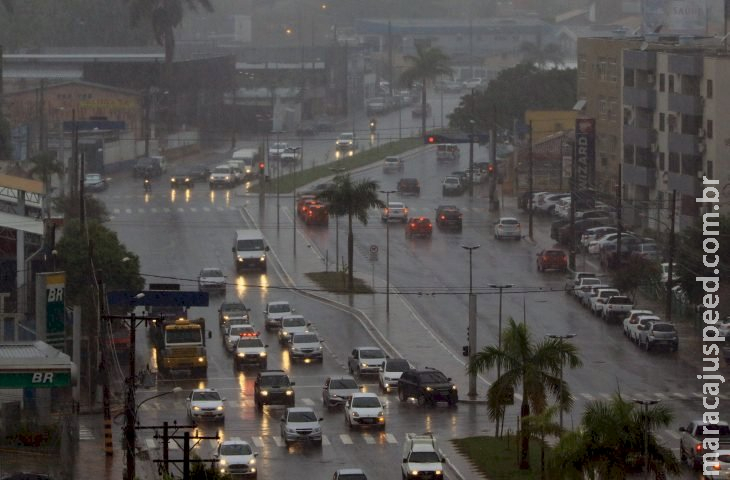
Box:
369;245;378;262
107;290;209;307
0;371;72;388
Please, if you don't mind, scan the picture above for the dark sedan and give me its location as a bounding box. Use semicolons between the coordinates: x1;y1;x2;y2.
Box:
170;170;193;189
187;165;210;181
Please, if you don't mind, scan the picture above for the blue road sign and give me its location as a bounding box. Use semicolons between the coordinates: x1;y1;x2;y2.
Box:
107;290;209;307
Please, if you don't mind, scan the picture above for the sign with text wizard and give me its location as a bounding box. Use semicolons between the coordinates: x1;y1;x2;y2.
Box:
35;272;66;350
574;118;595;192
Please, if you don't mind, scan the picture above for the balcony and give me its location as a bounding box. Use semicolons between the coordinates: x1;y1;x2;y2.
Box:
623;162;656;188
668;93;703;115
668;132;701;156
624;50;657;71
623;125;655;148
623;87;656;109
668;54;703;76
667;172;701;197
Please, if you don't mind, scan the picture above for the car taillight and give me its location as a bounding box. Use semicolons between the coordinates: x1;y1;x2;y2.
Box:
384;208;389;213
308;210;313;216
410;223;416;228
696;443;703;453
440;215;445;220
713;462;721;471
542;256;548;261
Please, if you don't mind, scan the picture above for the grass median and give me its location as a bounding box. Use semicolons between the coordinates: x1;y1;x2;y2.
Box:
452;435;548;480
251;136;423;194
304;271;374;294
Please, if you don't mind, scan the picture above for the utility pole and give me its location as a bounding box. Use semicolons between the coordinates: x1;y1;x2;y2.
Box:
388;20;393;97
96;270;113;456
489;104;498;210
143;90;151;157
568;136;577;270
70;110;78;198
149;430;218;479
462;244;480;399
528;121;534;239
666;190;677;323
616;163;623;270
469;114;475;198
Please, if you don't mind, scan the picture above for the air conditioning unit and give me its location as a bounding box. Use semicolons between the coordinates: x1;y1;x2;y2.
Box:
697;128;705;138
647;74;655;84
650;143;659;153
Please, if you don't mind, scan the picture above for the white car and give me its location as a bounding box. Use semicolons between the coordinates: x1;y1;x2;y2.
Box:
280;407;323;446
84;173;108;192
535;193;570;214
234;333;268;370
628;315;662;344
268;141;288;159
344;392;385;430
379;358;412;393
381;202;408;223
589;232;638;254
382;156;404;172
278;315;310;346
589;288;621;316
463;77;485;89
660;262;680;283
581;284;610;308
215;439;258;478
573;277;604;301
264;301;294;331
622;310;654;337
581;226;617;249
224;323;257;352
348;347;388;376
187;388;226;423
494;217;521;240
289;332;324;362
198;268;226;291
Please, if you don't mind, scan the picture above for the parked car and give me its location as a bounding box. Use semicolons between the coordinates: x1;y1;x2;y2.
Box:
535;193;570;214
589;288;621;316
627;315;662;344
637;321;678;352
622;310;654;337
601;295;634;322
581;226;617;250
536;249;568;272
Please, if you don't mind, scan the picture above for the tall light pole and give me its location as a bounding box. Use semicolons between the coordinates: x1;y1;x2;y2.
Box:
490;283;514;432
273;130;283;231
546;333;576;434
633;399;660;480
381;190;396;314
462;244;480;398
330;167;346;272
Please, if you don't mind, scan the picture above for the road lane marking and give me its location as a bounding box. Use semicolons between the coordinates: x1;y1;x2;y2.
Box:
362;433;375;444
203;207;211;212
340;434;353;445
272;436;283;447
580;393;595;401
150;208;157;213
385;433;398;444
164;208;170;213
252;437;264;447
600;393;612;400
664;429;681;440
177;208;184;213
655;393;667;399
672;393;687;400
190;207;197;213
125;208;132;214
138;208;145;214
322;435;331;446
301;398;315;406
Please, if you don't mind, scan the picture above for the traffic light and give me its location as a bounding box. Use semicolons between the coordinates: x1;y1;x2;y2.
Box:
462;345;469;357
424;134;444;144
258;161;265;173
487;163;495;175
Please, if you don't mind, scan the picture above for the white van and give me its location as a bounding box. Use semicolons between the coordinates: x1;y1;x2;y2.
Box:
233;229;269;272
231;148;259;179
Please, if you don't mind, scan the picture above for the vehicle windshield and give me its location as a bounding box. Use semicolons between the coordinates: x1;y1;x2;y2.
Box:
386;359;410;372
444;178;459;184
293;334;318;343
237;239;265;251
85;174;102;182
223;304;247;314
236;338;263;348
288;411;317;422
220;443;252;456
213;167;230;174
583;279;601;285
201;269;223;277
418;371;449;383
268;303;291;313
338;475;367;480
699;425;730;436
409;451;441;463
652;324;676;332
330;379;358;389
360;349;385;359
501;219;519;225
351;396;381;408
339;134;354;141
260;375;290;387
283;318;306;327
192;391;220;402
166;328;202;344
229;326;253;336
610;297;633;304
272;142;287;149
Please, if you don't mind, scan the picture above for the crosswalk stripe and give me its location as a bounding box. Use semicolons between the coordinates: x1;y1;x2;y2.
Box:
138;208;145;214
190;207;197;212
125;208;132;214
672;393;687;400
272;436;283;447
322;435;331;446
664;429;681;440
113;208;120;214
580;393;595;401
164;208;170;213
146;439;157;450
203;207;210;212
301;398;315;406
150;207;157;213
252;436;264;447
655;393;667;399
362;433;375;444
177;208;184;213
385;433;398;444
340;434;353;445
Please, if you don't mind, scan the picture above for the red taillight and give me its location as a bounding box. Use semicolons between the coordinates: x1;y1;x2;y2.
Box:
384;208;389;213
308;210;313;216
696;443;703;452
410;223;416;228
440;215;446;220
542;256;548;261
713;463;721;471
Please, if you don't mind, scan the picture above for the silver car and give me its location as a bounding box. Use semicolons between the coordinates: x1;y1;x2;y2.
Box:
322;375;361;409
379;358;411;393
280;407;323;446
494;217;522;240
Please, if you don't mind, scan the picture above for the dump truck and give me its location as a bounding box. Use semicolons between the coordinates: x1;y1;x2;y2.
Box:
152;316;208;377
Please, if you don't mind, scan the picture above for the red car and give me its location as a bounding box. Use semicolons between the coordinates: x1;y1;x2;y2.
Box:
536;249;568;272
405;217;432;239
305;204;329;226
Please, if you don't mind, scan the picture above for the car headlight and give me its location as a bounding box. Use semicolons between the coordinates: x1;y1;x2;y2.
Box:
377;411;384;417
259;352;267;357
285;390;293;396
260;391;269;396
237;353;245;357
219;459;227;466
352;411;360;417
452;385;458;391
193;406;201;411
282;332;289;337
223;315;230;320
286;427;296;433
185;177;190;182
220;467;226;474
209;175;215;181
259;255;266;261
171;178;176;182
237;256;243;261
197;357;205;363
361;363;367;368
317;345;323;351
425;387;433;392
435;470;443;475
216;405;224;411
411;470;420;476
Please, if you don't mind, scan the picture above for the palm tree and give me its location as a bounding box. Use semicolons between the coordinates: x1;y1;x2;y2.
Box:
469;318;581;470
549;393;680;479
523;405;562;479
316;174;385;291
400;44;452;136
27;151;64;194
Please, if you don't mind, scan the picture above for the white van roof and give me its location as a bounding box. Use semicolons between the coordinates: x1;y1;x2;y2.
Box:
232;148;258;159
235;229;265;240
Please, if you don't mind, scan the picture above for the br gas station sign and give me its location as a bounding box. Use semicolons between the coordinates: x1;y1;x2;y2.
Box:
0;370;72;388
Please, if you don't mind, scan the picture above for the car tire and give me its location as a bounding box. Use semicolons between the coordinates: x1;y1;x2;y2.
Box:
348;364;354;375
416;394;427;406
398;389;406;402
255;399;262;412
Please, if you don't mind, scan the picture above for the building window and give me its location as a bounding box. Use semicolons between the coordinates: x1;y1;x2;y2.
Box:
667;114;677;133
681;155;699;177
707;160;713;178
707;119;713;139
668;153;680;173
624;145;634;164
658;152;665;170
659;113;665;131
624;68;635;87
707;79;713;99
668;75;674;93
601;156;608;166
659;73;665;92
609;61;617;82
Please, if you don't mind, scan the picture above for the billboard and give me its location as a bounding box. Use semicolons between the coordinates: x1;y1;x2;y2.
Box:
574;118;596;192
642;0;726;35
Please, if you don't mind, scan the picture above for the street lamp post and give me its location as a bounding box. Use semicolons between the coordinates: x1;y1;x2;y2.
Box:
633;399;660;480
330;167;346;272
462;245;481;398
381;190;396;314
490;283;514;433
546;333;576;434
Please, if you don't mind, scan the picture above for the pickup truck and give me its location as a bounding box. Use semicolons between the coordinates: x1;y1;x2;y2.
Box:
573;277;604;302
589;288;620;316
601;295;634;323
564;272;597;294
679;420;730;470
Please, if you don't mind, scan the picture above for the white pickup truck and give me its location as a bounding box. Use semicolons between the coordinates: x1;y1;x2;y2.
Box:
402;433;446;480
679;420;730;470
601;295;634;322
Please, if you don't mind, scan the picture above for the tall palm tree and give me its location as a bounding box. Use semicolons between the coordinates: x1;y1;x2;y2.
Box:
316;174;385;291
469;318;581;470
27;151;64;194
400;44;452;136
523;405;562;479
549;393;680;479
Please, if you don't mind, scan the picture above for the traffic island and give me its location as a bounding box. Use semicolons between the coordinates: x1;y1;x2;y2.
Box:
305;272;373;294
452;435;548;480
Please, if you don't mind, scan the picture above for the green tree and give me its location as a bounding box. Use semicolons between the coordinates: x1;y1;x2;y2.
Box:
27;151;64;194
468;318;582;469
523;405;562;480
400;44;452;136
448;64;577;134
53;194;109;223
55;219;144;306
548;393;680;479
611;255;662;303
316;174;385;291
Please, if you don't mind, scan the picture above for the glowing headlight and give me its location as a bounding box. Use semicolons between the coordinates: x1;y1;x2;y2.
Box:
281;332;289;337
197;357;205;363
209;175;215;181
193;406;201;411
352;411;360;417
285;390;293;396
219;459;227;466
223;315;230;320
435;470;443;475
377;411;384;417
259;352;267;357
220;468;226;474
237;256;243;261
259;256;266;261
452;385;458;390
260;391;269;396
361;363;367;368
185;177;190;182
411;470;419;476
237;353;245;357
171;178;176;182
425;387;433;392
249;458;256;465
224;176;230;180
216;405;224;411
